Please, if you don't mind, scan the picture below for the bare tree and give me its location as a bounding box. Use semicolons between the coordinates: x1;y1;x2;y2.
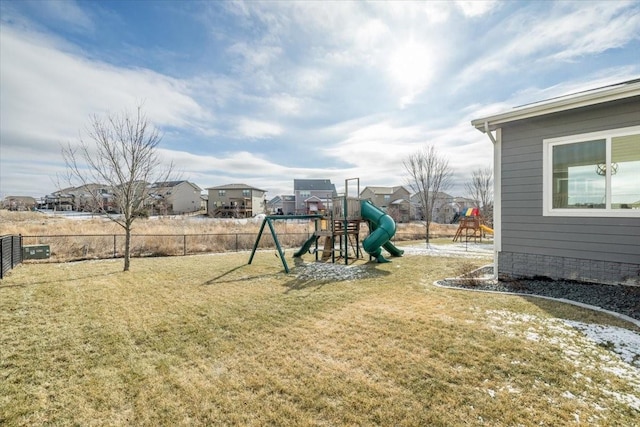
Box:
61;105;175;271
465;167;493;225
404;145;452;245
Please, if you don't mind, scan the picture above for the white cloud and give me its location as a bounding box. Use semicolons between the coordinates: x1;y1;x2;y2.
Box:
455;1;499;18
387;39;439;107
0;25;211;197
235;118;282;140
456;1;640;88
160;148;354;196
0;26;208;137
2;1;638;202
269;93;304;116
227;41;282;73
292;68;328;95
39;0;95;33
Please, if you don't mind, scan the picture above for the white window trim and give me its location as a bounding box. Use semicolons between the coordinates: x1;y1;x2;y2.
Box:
543;125;640;218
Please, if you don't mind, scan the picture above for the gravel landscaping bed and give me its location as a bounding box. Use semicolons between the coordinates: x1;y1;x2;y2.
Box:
439;266;640;322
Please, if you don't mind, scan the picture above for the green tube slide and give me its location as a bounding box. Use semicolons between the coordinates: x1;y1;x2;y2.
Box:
361;200;404;263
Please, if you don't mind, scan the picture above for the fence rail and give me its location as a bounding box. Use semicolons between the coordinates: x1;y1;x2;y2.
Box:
21;231;430;263
1;235;23;278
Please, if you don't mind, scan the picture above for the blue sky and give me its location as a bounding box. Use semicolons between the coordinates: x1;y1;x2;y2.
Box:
1;0;639;199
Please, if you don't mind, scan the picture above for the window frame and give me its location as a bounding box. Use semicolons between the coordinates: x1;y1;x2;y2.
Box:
543;125;640;217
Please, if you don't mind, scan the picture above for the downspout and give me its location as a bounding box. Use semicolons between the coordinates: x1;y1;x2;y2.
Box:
483;121;501;280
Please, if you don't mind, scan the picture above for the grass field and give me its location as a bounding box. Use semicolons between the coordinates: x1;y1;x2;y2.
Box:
1;249;639;426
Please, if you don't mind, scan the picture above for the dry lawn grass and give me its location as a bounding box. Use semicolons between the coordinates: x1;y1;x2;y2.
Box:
1;250;638;426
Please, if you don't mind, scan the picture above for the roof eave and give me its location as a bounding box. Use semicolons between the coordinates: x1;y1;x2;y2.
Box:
471;81;640;133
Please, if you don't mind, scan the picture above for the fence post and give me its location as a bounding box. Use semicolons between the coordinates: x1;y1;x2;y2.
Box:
183;235;187;256
113;235;116;258
235;234;239;252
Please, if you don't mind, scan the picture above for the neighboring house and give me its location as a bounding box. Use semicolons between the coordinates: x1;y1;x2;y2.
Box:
200;194;208;211
471;78;640;285
410;192;464;223
40;189;74;211
267;195;296;215
282;195;296;215
360;186;411;223
293;179;337;214
267;195;283;214
42;184;119;213
68;184;115;212
148;181;202;215
207;183;267;218
2;196;36;211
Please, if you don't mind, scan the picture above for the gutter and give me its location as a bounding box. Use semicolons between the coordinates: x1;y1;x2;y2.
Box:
471;79;640;132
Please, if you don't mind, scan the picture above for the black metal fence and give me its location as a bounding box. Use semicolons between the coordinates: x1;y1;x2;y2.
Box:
20;233;313;263
20;231;428;263
1;235;23;278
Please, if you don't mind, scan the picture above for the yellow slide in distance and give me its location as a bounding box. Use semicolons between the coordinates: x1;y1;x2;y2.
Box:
480;224;494;234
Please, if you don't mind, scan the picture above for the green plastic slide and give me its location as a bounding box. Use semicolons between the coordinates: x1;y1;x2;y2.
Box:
293;235;318;258
360;200;404;263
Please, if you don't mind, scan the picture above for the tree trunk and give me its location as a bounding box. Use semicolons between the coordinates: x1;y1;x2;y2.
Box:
124;226;131;271
425;221;430;246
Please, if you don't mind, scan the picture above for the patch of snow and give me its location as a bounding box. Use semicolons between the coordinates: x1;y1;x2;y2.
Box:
400;242;493;258
485;309;640;411
563;320;640;367
602;390;640;411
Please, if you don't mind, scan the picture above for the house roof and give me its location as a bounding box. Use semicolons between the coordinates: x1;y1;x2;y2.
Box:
472;78;640;133
207;183;266;192
294;179;336;192
151;180;202;191
151;180;181;188
361;186;409;195
390;198;409;205
304;196;323;203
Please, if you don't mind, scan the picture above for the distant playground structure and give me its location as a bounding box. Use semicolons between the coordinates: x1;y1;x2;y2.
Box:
248;178;403;273
452;207;493;243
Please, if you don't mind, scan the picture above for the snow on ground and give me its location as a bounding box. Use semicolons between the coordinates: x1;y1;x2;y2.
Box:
292;243;640;398
400;242;494;258
486;310;640;411
563;320;640;368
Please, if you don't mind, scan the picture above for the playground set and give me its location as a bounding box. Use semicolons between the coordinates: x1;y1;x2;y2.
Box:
248;178;404;273
452;207;494;243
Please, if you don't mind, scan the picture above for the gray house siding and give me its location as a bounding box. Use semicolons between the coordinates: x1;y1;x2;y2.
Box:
499;97;640;284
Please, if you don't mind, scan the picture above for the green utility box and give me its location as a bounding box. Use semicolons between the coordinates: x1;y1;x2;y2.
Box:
22;245;51;260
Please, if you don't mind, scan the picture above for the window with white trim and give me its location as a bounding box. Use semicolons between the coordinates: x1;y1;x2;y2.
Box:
543;126;640;217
